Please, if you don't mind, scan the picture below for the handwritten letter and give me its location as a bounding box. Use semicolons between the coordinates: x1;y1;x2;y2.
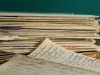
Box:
29;38;100;72
0;54;100;75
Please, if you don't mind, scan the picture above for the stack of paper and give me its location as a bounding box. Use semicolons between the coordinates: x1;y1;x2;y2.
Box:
0;39;100;75
0;12;100;63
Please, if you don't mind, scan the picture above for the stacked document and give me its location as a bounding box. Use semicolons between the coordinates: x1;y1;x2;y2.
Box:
0;12;100;64
0;39;100;75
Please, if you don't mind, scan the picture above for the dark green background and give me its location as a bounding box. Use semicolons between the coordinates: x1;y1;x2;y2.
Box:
0;0;100;15
0;0;100;45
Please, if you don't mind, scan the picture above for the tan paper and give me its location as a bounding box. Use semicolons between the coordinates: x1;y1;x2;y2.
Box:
0;54;100;75
29;38;100;73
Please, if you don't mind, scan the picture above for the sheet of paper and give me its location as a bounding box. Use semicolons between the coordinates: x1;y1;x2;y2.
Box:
0;36;19;40
0;12;98;17
0;54;100;75
29;38;100;73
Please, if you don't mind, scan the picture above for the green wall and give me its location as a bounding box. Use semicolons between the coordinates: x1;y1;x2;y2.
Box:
0;0;100;15
0;0;100;45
